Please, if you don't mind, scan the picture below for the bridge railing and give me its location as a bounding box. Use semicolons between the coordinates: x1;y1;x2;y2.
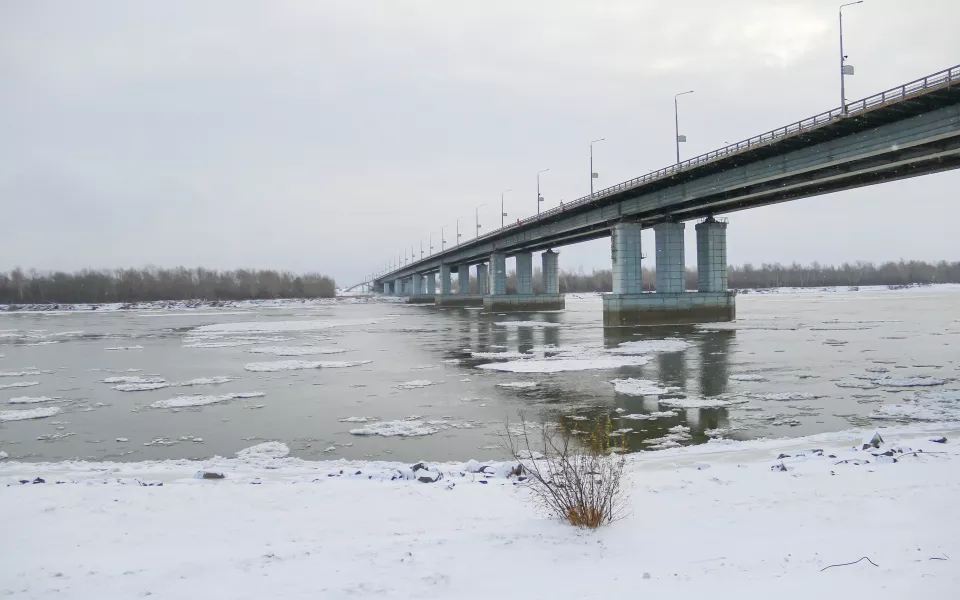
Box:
380;64;959;281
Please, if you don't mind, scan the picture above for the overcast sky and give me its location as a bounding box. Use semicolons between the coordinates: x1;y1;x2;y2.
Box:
3;0;958;285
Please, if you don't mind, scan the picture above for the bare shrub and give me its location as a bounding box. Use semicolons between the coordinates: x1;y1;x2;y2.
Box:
504;414;628;529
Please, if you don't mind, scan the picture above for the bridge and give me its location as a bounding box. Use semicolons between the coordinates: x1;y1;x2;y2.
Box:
367;64;960;325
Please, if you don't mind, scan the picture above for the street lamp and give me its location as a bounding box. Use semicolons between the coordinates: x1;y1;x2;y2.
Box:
839;1;864;115
590;138;605;196
455;216;464;245
475;203;486;239
537;168;550;216
429;231;437;255
501;189;512;228
441;226;447;251
674;90;694;164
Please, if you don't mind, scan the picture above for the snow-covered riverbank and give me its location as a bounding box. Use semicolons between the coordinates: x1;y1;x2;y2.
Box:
2;424;959;598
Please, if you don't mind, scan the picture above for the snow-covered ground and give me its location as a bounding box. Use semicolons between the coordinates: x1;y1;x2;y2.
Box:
2;424;958;598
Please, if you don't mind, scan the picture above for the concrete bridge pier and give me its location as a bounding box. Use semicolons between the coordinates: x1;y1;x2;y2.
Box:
476;264;489;295
426;272;437;295
382;282;391;295
407;272;434;304
436;264;483;307
602;219;735;326
483;249;565;312
393;277;404;297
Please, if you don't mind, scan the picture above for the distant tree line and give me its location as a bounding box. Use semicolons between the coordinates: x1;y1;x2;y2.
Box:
457;260;960;294
0;267;336;305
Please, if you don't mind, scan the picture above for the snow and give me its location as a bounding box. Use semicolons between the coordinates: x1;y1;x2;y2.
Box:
247;346;348;356
7;396;55;404
611;378;679;396
149;392;266;409
244;359;372;372
731;374;769;381
4;426;955;597
396;380;438;389
0;381;39;390
493;320;562;328
349;419;443;437
235;441;290;460
0;406;61;421
496;382;539;389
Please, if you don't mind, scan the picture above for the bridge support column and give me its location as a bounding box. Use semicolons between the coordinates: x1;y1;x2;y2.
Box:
382;282;390;295
490;252;506;295
603;219;735;326
426;272;436;296
654;222;685;294
393;278;404;297
484;250;563;312
407;273;433;304
696;218;728;293
439;266;451;295
476;264;489;295
436;264;483;307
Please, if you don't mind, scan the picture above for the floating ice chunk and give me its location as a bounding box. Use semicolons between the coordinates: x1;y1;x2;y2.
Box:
0;406;61;421
236;441;290;460
247;346;348;357
113;382;170;392
105;345;144;351
102;376;166;384
470;351;530;359
619;411;678;420
244;360;372;372
0;369;49;377
116;438;129;442
731;374;768;382
478;356;648;373
149;392;265;409
835;379;878;389
870;389;960;421
0;381;39;390
659;397;748;409
493;321;562;328
396;380;438;389
608;339;692;354
193;318;384;335
441;359;462;364
338;416;379;423
496;381;539;389
611;378;679;396
178;376;236;386
0;451;7;459
183;340;257;348
349;420;443;437
860;375;946;387
7;396;55;404
751;392;824;401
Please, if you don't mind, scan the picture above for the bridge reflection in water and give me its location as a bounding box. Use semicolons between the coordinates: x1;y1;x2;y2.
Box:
446;312;738;453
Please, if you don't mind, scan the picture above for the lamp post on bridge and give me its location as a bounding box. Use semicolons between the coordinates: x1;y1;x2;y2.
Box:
441;226;447;252
590;138;604;196
537;169;550;216
475;203;486;239
674;90;694;164
501;189;512;228
456;216;464;246
839;1;864;115
429;231;437;255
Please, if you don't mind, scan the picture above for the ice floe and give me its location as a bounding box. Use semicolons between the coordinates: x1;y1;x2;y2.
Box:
750;392;825;401
619;411;678;420
0;369;49;377
731;374;768;382
113;382;170;392
236;441;290;460
7;396;56;404
0;406;61;421
178;376;236;386
493;321;562;328
0;381;40;390
338;416;379;423
659;397;749;409
244;360;372;372
643;425;693;449
103;376;165;385
348;419;442;437
608;339;692;354
149;392;265;409
496;382;539;389
858;375;946;387
478;343;650;373
193;318;384;335
611;378;679;396
105;345;144;351
870;389;960;422
470;351;530;360
396;380;438;389
247;346;348;357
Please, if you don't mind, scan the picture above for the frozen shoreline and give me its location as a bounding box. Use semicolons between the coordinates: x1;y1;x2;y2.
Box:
2;423;959;598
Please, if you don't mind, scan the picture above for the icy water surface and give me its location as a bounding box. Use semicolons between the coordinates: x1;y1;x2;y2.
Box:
1;287;958;462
